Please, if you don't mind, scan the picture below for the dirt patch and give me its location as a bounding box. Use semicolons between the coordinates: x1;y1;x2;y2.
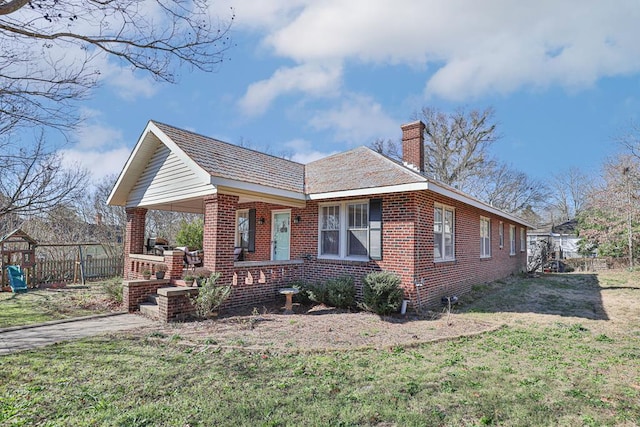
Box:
139;271;640;353
149;302;501;352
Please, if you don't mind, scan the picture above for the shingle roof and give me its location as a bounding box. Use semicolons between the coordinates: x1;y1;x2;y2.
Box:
153;121;305;194
305;146;426;194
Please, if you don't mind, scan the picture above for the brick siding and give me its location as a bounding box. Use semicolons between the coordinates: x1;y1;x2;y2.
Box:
124;190;526;314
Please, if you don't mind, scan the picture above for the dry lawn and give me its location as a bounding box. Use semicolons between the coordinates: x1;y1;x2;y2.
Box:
146;270;640;352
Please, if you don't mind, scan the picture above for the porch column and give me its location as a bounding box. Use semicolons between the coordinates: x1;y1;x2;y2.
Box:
124;207;147;280
125;207;147;255
203;194;238;284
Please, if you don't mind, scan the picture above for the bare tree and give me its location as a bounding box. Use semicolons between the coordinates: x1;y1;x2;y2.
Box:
464;162;548;217
0;0;234;134
0;133;88;218
549;167;592;220
579;154;640;266
417;106;500;187
370;137;401;160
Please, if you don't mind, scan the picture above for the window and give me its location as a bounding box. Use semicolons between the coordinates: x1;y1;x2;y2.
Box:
236;210;249;248
509;225;516;255
320;205;340;256
520;228;526;252
318;200;382;259
480;217;491;258
235;209;256;252
499;221;504;248
434;204;455;261
347;202;369;256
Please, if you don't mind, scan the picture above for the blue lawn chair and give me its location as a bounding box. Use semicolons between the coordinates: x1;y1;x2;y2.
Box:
6;265;28;293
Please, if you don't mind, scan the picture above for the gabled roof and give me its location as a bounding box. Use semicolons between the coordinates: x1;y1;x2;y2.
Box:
108;121;533;227
153;122;305;194
108;121;306;212
0;229;37;245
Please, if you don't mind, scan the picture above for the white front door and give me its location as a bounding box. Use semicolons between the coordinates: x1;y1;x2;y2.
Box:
272;211;291;261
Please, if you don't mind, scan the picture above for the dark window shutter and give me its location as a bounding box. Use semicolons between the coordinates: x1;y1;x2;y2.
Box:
248;209;256;253
369;199;382;260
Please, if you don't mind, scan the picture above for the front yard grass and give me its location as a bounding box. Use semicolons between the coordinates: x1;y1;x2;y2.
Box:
0;279;123;328
0;270;639;426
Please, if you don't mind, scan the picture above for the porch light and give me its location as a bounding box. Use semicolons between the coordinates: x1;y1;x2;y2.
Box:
258;217;265;225
294;215;301;224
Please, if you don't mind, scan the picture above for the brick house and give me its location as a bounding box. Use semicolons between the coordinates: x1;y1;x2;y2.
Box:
108;120;530;315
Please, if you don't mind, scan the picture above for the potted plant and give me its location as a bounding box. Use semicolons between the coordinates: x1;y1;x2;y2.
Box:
193;267;211;286
183;273;196;287
142;269;152;280
155;263;168;279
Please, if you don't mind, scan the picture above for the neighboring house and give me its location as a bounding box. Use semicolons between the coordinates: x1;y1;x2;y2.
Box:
108;120;531;312
527;219;581;263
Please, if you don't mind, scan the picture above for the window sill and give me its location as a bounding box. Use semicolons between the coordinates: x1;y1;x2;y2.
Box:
480;256;492;260
434;258;457;264
317;255;371;263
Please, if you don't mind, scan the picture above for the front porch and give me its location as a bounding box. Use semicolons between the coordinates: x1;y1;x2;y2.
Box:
121;192;309;320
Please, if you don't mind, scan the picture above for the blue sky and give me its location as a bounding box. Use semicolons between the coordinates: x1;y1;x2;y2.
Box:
57;1;640;185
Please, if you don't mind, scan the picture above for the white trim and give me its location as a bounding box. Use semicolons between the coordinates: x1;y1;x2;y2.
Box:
434;204;455;262
214;177;306;205
308;182;429;200
480;216;491;258
499;221;504;248
108;121;213;207
317;199;371;260
427;181;534;229
509;224;516;255
235;209;249;248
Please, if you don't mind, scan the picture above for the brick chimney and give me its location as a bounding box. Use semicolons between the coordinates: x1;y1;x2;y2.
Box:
401;120;425;173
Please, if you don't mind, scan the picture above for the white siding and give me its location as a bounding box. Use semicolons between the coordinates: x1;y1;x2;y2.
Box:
127;143;213;206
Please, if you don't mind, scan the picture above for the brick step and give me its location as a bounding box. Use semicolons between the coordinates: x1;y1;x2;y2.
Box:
147;294;160;305
139;302;160;320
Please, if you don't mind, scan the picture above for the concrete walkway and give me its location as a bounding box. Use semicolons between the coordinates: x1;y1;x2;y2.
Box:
0;313;157;355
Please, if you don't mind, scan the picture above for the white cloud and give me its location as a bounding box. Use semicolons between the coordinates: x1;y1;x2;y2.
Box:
93;55;158;100
60;146;131;183
223;0;308;31
239;63;342;115
59;118;130;183
309;94;398;145
284;138;336;164
234;0;640;107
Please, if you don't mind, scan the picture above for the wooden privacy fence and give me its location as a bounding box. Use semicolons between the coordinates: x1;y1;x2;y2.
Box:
34;257;124;284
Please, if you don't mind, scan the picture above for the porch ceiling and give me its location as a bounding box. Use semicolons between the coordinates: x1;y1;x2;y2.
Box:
135;189;306;214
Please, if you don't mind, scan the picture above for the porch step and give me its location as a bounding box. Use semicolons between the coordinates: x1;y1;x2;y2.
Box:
139;302;160;320
147;294;160;305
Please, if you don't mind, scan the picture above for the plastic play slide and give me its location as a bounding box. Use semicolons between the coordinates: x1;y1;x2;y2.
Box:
6;265;28;292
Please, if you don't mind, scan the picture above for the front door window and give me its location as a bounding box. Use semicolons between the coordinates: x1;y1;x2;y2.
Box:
272;211;291;261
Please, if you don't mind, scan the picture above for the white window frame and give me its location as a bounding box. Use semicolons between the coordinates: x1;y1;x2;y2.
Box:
509;224;516;255
318;200;370;260
520;227;526;252
480;217;491;258
235;209;250;249
499;221;504;248
434;204;455;262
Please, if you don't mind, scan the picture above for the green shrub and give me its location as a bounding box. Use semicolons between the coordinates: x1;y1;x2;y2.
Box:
326;276;356;309
303;277;355;309
290;281;312;305
361;271;404;315
306;281;329;305
102;278;123;303
192;272;231;319
175;217;204;249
